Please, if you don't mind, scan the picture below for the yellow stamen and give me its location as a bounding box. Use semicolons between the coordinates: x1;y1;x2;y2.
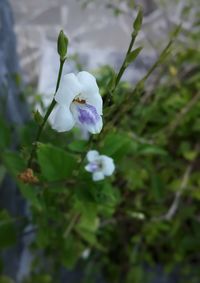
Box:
73;98;86;104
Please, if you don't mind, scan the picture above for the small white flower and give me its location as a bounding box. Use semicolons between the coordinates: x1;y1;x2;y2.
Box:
85;150;115;181
50;71;103;134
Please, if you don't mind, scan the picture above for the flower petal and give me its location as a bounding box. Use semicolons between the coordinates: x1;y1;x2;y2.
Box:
77;71;103;115
86;150;99;162
85;163;99;173
71;103;103;134
92;171;105;181
85;116;103;134
77;71;99;96
100;156;115;176
51;105;75;132
55;73;82;106
86;92;103;115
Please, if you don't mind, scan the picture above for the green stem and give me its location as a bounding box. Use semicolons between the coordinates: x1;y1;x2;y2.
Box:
56;59;65;92
63;213;80;238
27;59;65;168
112;31;138;93
106;36;176;127
104;31;138;107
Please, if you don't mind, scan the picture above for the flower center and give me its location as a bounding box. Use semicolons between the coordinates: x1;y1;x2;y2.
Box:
90;161;102;172
73;97;86;104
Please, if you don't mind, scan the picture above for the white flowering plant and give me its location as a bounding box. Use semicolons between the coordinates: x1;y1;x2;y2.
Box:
0;5;200;283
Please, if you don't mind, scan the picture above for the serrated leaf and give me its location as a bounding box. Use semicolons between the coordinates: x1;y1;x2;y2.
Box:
100;131;132;160
37;144;77;181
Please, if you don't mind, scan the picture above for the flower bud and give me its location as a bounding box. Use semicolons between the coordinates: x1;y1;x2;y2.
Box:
57;30;68;60
133;8;143;32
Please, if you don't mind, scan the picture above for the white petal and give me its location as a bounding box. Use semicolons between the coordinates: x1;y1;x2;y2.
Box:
85;164;93;172
85;116;103;134
77;71;99;96
77;72;102;115
92;171;105;181
100;156;115;176
86;150;99;162
86;92;103;115
84;163;99;173
55;73;82;106
51;105;75;132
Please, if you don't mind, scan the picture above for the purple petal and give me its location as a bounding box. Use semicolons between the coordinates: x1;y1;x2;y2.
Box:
89;163;99;172
78;104;100;125
85;162;99;173
70;102;103;134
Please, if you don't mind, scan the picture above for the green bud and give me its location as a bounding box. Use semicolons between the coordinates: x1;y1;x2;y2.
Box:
57;30;68;60
133;8;143;32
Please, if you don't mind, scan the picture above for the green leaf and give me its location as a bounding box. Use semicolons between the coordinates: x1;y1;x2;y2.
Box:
37;144;77;181
0;165;6;185
183;150;198;161
68;140;88;153
126;47;142;65
19;184;42;211
100;131;132;160
151;173;164;200
137;144;168;156
33;110;43;126
62;236;84;269
0;118;10;149
2;151;25;176
0;210;16;249
133;8;143;32
92;182;120;207
0;276;14;283
21;274;52;283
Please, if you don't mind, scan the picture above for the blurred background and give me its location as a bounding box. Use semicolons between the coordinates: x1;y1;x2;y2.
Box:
9;0;196;85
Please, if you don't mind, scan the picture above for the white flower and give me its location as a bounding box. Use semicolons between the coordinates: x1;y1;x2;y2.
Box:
85;150;115;181
50;71;103;134
81;248;91;259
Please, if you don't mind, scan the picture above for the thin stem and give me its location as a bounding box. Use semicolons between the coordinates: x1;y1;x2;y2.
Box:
165;92;200;136
112;31;138;93
56;59;65;92
63;213;81;238
27;59;65;168
152;144;199;222
106;36;176;128
103;31;138;108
